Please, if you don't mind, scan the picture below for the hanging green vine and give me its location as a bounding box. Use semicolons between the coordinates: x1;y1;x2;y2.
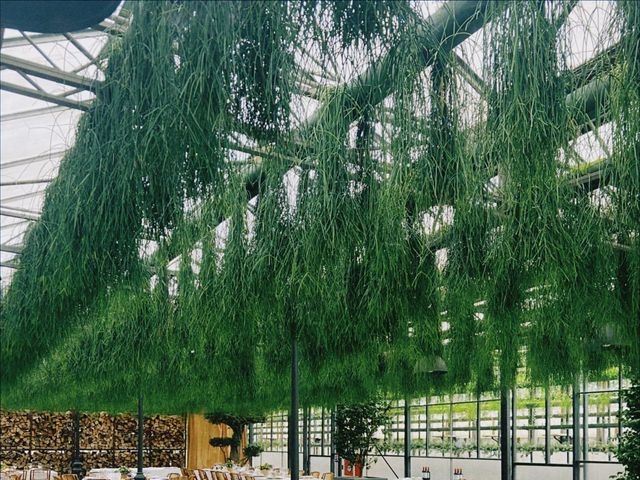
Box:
1;0;638;414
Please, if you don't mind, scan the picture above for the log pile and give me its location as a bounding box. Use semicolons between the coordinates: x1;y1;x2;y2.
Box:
30;450;73;472
0;411;185;472
0;411;31;449
31;412;73;449
81;413;113;450
114;415;137;449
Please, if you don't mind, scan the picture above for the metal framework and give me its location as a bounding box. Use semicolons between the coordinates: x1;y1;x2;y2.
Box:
0;10;129;280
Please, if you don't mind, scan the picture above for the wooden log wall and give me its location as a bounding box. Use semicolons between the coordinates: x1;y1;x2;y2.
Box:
0;411;185;473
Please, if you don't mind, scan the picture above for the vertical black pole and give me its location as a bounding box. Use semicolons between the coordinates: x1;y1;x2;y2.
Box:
425;403;430;454
617;366;623;436
544;388;551;464
71;411;83;477
511;388;517;480
135;396;145;480
500;388;512;480
302;407;310;475
290;320;300;480
583;376;589;480
572;378;581;480
403;400;411;478
330;409;336;474
475;397;481;459
336;405;342;477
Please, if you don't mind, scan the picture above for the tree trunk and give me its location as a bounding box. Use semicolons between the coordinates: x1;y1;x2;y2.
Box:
230;428;243;463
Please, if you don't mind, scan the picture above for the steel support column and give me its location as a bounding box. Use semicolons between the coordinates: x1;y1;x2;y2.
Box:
572;378;581;480
71;410;83;477
330;409;336;474
404;400;411;478
545;388;551;464
302;407;310;475
134;397;145;480
289;318;299;480
500;388;513;480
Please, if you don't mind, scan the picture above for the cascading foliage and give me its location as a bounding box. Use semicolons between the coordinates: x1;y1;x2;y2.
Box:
1;0;638;414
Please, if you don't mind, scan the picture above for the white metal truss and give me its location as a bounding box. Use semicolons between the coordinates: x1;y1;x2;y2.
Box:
0;7;129;286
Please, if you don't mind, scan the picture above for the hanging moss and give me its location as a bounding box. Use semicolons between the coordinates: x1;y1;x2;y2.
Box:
1;0;638;414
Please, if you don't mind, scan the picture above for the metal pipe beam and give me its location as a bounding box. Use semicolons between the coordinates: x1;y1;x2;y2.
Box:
0;244;23;254
0;208;39;221
301;1;491;133
0;30;106;48
1;53;101;91
0;81;92;111
0;177;53;186
1;150;66;169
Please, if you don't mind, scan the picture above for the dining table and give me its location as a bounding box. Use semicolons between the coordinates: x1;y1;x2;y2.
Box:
85;467;181;480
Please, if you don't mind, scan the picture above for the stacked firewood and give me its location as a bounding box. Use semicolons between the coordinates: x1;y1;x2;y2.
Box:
0;411;185;472
31;412;73;449
81;413;113;449
0;411;30;449
114;415;137;449
30;450;73;472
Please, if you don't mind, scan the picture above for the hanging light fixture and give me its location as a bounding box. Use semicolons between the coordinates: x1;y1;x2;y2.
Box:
1;1;121;33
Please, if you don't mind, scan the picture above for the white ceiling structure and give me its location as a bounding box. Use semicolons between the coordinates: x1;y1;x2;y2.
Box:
0;6;128;288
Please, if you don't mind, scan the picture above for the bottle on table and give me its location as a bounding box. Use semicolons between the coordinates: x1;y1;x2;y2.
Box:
421;466;431;480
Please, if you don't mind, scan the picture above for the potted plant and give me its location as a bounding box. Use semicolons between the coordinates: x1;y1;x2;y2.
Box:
242;443;263;466
335;399;390;478
118;466;130;480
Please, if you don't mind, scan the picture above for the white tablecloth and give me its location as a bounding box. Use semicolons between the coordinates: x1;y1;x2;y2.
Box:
87;467;181;480
0;470;58;480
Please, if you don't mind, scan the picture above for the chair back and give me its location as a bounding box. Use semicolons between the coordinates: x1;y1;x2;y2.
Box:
230;473;240;480
28;470;51;480
321;473;334;480
194;470;207;480
168;474;181;480
60;475;79;480
311;473;320;479
214;472;228;480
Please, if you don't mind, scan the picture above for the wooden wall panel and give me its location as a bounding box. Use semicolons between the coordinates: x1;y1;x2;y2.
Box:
186;415;246;469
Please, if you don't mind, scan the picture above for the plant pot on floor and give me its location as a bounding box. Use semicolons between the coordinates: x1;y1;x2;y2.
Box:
343;460;363;477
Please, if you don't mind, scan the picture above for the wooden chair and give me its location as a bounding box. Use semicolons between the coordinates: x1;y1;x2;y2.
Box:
27;470;51;480
321;473;334;480
214;472;228;480
310;473;320;479
167;474;181;480
60;475;79;480
230;473;240;480
194;470;208;480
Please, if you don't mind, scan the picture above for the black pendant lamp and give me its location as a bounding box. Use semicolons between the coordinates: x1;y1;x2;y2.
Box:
1;1;121;34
